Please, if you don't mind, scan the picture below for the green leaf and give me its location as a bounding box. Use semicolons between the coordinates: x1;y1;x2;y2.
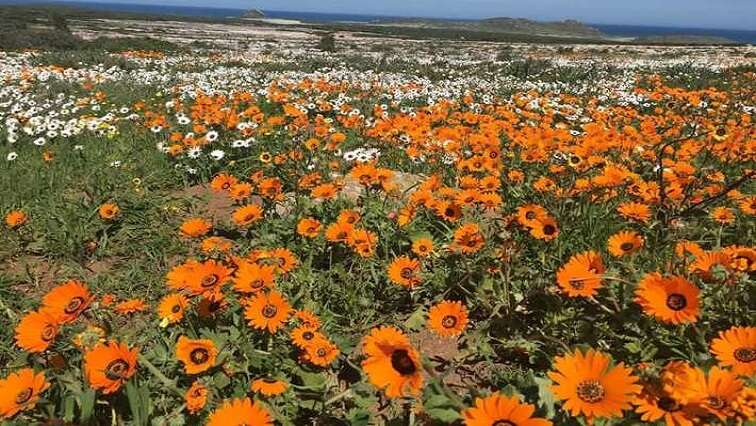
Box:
213;371;231;389
295;368;326;390
404;305;427;331
347;408;371;425
126;380;150;426
533;375;556;418
79;388;96;423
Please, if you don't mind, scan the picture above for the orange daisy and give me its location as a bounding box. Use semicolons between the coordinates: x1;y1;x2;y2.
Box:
98;203;120;220
41;280;93;324
180;217;212;238
634;273;700;324
84;341;138;394
185;380;208;414
463;393;552;426
427;300;469;337
607;230;644;257
175;336;218;374
233;261;276;294
4;210;28;229
361;326;423;398
710;326;756;377
296;218;322;238
555;251;605;298
244;290;291;333
157;293;189;326
232;204;264;227
206;397;273;426
387;256;422;288
14;309;59;353
549;348;641;421
0;368;49;420
251;378;288;396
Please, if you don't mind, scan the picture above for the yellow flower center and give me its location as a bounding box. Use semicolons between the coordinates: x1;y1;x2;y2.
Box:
576;380;605;403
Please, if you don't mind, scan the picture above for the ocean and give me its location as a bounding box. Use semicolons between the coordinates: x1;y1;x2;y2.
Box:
4;0;756;44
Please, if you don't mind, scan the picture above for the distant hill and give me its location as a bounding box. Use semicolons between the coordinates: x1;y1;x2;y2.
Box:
374;16;604;39
242;9;265;19
478;17;602;37
634;34;737;45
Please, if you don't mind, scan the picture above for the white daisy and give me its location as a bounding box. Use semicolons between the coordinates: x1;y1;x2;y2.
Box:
210;149;225;160
6;152;18;161
187;147;202;158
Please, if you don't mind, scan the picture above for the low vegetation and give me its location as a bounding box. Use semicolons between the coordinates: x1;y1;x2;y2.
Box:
0;5;754;426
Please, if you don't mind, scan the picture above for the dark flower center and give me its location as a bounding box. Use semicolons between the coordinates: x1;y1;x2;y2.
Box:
171;304;182;313
221;182;231;190
445;208;456;217
189;387;205;398
492;421;516;426
316;348;327;357
570;155;581;164
65;297;85;314
576;380;605;403
105;359;129;380
262;378;278;384
620;242;635;252
390;349;417;376
666;293;687;311
190;348;210;364
715;128;727;137
201;274;219;288
569;278;585;290
706;396;726;409
525;211;536;220
657;396;681;412
302;331;315;340
733;347;756;363
441;315;458;329
400;267;415;280
262;304;278;318
543;224;556;235
15;387;33;404
41;324;56;341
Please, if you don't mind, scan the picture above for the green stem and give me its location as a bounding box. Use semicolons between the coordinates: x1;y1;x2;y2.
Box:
138;356;183;397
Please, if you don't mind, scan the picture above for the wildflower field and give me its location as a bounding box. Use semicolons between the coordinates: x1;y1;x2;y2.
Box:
0;30;754;425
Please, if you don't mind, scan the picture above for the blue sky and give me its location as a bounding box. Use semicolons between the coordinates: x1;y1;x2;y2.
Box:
51;0;756;30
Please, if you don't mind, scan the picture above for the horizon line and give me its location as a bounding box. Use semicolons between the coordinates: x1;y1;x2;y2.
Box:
5;0;756;32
